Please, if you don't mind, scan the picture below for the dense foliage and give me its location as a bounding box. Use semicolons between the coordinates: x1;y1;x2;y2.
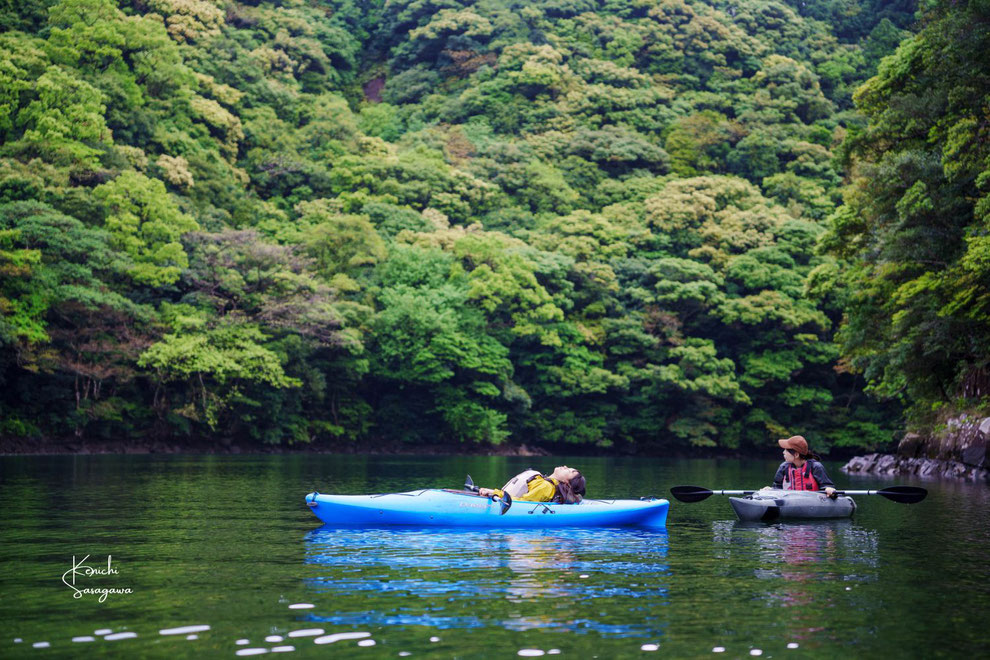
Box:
820;0;990;426
1;0;946;453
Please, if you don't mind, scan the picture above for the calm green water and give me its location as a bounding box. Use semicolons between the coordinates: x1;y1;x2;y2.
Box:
1;454;987;658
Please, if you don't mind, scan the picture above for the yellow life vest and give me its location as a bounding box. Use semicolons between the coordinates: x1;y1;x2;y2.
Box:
495;471;560;502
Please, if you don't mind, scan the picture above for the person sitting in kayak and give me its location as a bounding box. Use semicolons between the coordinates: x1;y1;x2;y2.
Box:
765;435;836;497
478;466;586;504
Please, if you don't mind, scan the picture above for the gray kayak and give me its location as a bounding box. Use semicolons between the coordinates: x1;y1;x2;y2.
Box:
728;489;856;522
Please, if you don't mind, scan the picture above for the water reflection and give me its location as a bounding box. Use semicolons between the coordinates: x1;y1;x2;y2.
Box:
303;526;669;637
711;520;879;639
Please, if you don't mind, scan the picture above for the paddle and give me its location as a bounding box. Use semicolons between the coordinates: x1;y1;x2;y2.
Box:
670;484;928;504
465;474;513;514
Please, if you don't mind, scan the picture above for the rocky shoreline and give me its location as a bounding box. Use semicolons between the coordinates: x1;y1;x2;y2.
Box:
842;415;990;483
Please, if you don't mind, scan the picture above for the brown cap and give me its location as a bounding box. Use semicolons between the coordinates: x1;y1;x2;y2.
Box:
778;435;808;455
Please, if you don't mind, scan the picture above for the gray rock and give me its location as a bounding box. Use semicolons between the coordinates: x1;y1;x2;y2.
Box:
841;414;990;482
876;454;897;473
898;433;924;458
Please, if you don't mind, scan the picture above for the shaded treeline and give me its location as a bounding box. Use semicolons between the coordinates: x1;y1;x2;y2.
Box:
4;0;981;453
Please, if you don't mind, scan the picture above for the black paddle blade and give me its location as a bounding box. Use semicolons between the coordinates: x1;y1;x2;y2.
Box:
878;486;928;504
465;474;478;492
497;492;512;515
670;485;714;503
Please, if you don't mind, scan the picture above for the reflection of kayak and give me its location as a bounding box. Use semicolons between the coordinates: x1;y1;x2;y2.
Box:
728;490;856;522
305;490;669;528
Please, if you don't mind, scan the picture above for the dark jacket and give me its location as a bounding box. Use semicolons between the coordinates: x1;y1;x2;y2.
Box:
772;460;834;490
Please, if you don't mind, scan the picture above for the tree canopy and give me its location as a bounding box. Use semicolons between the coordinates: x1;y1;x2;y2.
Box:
4;0;967;454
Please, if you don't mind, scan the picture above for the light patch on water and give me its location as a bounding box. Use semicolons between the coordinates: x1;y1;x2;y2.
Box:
272;646;295;652
548;651;561;655
13;638;22;643
750;650;763;656
160;625;210;635
236;639;250;645
313;632;371;645
105;632;137;641
430;636;441;642
186;634;198;640
236;649;269;656
94;629;112;635
288;603;314;609
641;644;660;651
712;647;726;653
357;640;376;647
579;575;589;579
32;642;50;648
72;636;96;642
399;653;412;657
265;635;284;643
287;628;324;638
518;650;545;657
788;642;800;649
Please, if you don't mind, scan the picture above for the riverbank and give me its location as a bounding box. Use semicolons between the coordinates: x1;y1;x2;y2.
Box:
0;435;552;457
842;415;990;483
1;434;883;461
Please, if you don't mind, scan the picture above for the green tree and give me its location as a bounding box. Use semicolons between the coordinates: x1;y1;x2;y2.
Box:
93;171;199;286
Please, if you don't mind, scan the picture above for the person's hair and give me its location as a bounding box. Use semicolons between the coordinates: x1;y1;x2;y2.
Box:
554;471;586;504
787;448;822;462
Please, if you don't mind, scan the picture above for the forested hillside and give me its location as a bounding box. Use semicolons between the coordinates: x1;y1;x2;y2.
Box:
4;0;981;454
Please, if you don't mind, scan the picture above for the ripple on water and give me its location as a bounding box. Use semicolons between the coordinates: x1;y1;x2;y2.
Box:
72;636;96;642
105;632;137;641
287;628;324;638
235;649;269;656
160;625;210;635
313;631;371;645
272;645;295;652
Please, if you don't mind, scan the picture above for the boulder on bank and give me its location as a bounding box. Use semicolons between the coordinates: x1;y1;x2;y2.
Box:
842;415;990;482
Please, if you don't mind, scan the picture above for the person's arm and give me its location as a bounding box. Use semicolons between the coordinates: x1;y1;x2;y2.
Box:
771;463;787;488
812;462;835;494
478;487;504;498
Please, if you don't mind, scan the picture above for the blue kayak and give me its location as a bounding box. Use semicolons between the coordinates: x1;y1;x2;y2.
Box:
305;489;669;528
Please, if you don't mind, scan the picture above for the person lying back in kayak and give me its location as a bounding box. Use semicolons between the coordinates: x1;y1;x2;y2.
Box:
764;435;836;497
478;466;586;504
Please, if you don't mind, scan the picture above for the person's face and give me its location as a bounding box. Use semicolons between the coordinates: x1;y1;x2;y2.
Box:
783;448;797;464
553;465;579;482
